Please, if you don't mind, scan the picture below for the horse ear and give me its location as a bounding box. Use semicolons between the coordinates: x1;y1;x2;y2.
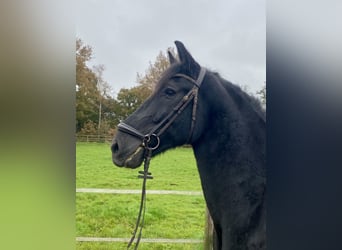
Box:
174;41;201;75
167;50;177;64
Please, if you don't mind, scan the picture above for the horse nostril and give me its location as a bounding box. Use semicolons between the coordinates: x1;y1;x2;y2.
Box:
111;142;119;154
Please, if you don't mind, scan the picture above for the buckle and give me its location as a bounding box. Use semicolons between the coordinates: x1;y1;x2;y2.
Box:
143;134;160;150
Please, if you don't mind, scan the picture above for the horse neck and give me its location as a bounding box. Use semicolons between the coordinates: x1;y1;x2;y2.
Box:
192;82;266;187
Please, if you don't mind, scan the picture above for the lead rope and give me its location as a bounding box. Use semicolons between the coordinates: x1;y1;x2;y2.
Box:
127;149;153;250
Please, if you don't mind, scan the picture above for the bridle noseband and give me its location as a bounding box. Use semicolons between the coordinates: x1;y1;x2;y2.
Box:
117;67;206;249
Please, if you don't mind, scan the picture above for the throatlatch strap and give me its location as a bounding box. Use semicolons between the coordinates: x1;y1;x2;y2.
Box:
196;67;206;87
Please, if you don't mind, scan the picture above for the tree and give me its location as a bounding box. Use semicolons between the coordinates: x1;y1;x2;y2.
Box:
76;38;100;131
256;82;266;105
113;49;173;123
116;85;149;121
101;97;120;128
76;46;175;132
78;119;115;137
136;48;173;91
92;64;112;134
76;39;118;134
78;120;98;135
112;48;174;122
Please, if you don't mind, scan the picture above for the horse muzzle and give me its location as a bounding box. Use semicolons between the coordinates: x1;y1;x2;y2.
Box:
111;138;145;168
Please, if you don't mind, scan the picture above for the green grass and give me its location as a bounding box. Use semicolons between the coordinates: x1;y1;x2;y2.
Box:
76;142;206;250
76;242;203;250
76;142;202;190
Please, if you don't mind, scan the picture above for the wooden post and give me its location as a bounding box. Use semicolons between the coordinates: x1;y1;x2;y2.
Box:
204;207;214;250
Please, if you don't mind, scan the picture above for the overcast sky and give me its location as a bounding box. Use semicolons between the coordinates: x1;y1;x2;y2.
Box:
76;0;265;96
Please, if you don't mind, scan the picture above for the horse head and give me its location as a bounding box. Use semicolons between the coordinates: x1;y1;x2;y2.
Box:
111;41;208;168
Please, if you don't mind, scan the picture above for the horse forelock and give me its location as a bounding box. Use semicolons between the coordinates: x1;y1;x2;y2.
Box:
153;63;182;93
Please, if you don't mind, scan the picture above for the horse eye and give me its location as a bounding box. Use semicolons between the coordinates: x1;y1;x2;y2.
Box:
164;88;176;96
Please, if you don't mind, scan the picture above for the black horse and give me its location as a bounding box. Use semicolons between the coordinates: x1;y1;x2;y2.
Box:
111;41;266;250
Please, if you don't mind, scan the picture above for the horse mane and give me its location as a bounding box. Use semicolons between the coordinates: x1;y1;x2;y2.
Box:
211;71;266;122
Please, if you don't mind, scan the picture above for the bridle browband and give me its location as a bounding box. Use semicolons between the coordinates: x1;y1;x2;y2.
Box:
117;67;206;249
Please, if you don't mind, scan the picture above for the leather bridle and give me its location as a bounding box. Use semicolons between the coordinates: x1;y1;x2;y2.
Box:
117;67;206;249
118;67;206;148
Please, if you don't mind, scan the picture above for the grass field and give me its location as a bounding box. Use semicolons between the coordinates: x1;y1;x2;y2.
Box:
76;142;206;250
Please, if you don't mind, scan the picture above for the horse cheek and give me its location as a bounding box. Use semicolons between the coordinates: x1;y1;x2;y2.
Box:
152;108;167;123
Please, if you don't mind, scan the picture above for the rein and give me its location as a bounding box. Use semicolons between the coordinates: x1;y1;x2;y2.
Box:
117;67;206;249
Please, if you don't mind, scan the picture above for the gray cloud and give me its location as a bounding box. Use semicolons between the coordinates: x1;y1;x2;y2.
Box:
76;0;265;96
